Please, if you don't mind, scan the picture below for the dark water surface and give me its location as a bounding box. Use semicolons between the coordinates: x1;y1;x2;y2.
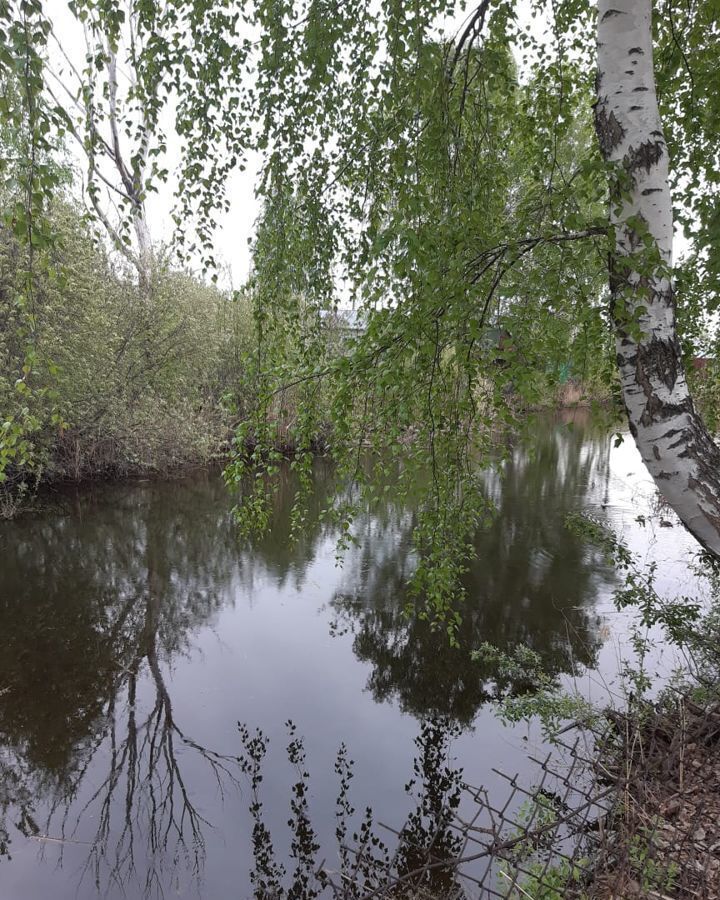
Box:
0;411;703;899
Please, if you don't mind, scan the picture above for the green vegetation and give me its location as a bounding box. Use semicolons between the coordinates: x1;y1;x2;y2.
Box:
3;0;719;564
3;7;720;898
1;0;719;657
0;193;255;513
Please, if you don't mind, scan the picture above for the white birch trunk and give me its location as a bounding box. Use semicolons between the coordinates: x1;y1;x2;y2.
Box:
595;0;720;558
133;209;154;293
107;43;154;293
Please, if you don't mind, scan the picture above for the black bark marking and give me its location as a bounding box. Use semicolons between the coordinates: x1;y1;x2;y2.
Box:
667;433;688;450
632;86;649;92
602;8;624;20
595;106;625;158
625;140;664;174
625;70;635;75
630;105;643;111
634;335;693;428
641;187;662;195
689;464;720;536
628;47;644;55
645;335;681;393
662;428;685;440
641;397;694;429
653;445;661;460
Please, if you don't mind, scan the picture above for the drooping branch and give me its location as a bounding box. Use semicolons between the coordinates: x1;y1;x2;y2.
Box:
447;0;492;79
465;227;608;284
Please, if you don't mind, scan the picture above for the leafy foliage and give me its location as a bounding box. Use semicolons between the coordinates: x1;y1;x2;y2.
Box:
4;0;720;607
0;191;255;509
215;0;614;626
655;0;720;319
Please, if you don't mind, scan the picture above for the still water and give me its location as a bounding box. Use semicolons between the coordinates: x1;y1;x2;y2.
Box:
0;411;704;899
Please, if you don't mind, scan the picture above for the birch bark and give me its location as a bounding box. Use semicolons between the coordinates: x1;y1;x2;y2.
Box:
594;0;720;558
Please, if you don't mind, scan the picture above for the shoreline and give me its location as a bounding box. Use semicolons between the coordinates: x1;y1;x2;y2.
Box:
1;400;618;519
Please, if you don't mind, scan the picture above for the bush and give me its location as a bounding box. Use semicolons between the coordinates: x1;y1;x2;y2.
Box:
0;196;255;507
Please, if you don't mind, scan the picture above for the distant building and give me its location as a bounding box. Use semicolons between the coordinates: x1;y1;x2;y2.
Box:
691;356;714;372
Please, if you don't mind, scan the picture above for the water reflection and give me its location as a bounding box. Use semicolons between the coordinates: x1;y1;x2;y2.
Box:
238;716;469;899
390;718;467;899
0;412;619;897
0;475;242;889
330;413;612;723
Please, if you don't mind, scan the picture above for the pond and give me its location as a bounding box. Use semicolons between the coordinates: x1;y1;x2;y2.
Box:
0;410;704;899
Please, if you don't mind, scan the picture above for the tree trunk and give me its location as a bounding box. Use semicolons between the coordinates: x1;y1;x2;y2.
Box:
594;0;720;559
133;208;154;296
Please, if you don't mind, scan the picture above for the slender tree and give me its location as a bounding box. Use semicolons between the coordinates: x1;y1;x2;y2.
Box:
45;3;161;290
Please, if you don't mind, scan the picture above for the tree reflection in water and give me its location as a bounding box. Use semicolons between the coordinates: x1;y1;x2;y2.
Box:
329;412;613;723
0;475;242;893
237;717;468;900
229;415;616;896
0;413;618;896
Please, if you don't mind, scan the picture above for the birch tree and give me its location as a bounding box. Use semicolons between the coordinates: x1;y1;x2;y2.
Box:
46;4;164;290
594;0;720;557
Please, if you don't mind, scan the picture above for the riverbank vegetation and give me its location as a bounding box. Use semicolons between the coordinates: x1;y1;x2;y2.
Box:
0;192;259;514
0;179;617;521
4;0;720;553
